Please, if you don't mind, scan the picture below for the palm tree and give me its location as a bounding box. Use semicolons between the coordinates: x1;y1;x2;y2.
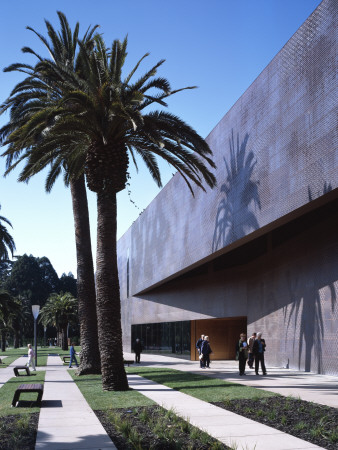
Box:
2;35;216;390
0;205;15;261
0;290;21;351
0;12;101;374
40;292;78;351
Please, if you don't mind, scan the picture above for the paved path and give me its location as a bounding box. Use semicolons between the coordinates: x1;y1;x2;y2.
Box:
35;355;116;450
124;353;338;408
0;355;30;388
128;373;323;450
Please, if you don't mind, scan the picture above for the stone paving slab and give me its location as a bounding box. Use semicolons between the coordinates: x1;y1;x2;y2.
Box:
128;373;324;450
35;355;116;450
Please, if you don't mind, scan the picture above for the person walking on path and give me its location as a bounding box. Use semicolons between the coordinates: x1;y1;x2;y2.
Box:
133;338;143;363
196;334;205;368
26;343;36;371
69;343;79;368
253;332;267;375
236;333;248;375
201;335;212;368
247;332;256;369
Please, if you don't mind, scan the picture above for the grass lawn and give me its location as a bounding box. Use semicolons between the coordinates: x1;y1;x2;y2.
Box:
71;366;275;411
0;371;45;417
126;366;278;402
0;347;49;367
70;372;155;410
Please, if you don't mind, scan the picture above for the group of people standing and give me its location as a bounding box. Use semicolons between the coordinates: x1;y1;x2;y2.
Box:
236;331;267;376
196;334;212;368
196;331;267;376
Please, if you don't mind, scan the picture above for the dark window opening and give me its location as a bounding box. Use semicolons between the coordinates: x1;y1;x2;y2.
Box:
131;320;191;360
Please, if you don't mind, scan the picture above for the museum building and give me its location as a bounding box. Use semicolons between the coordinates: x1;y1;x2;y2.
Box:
117;0;338;375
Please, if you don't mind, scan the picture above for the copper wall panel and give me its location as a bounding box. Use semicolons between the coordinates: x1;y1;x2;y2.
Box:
118;0;338;375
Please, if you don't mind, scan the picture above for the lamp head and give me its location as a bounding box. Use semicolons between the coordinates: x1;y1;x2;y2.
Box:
32;305;40;319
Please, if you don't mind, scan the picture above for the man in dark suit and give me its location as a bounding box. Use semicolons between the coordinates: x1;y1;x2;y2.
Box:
133;338;143;363
252;332;267;375
196;334;205;368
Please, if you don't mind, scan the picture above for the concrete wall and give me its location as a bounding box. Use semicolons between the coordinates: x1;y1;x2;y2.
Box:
117;0;338;374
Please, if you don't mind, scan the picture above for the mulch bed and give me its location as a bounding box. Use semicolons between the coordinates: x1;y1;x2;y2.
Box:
0;413;39;450
95;406;229;449
212;397;338;450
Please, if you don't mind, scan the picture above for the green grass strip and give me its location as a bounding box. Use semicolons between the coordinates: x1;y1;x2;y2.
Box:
126;367;278;402
70;372;155;410
0;371;45;417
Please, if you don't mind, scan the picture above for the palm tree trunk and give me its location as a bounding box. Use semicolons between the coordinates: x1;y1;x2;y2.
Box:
96;191;128;391
1;330;6;352
70;176;101;374
61;324;68;351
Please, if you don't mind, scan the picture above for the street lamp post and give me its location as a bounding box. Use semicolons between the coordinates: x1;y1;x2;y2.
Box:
31;305;40;367
44;326;47;347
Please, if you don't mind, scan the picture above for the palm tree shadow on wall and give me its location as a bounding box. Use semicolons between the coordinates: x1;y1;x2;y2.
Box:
284;182;336;373
212;131;261;253
285;272;336;373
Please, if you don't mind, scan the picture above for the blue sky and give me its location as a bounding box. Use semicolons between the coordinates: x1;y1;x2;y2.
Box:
0;0;321;277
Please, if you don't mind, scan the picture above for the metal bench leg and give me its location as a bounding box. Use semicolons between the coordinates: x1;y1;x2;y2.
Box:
12;391;20;407
37;392;43;406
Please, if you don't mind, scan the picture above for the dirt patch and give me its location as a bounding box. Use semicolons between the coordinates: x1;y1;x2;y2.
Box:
212;397;338;450
0;413;39;450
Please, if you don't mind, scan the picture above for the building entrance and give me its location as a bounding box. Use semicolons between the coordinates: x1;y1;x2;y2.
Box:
191;317;247;360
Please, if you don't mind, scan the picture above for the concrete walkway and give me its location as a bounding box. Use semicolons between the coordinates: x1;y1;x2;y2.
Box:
35;355;116;450
123;352;338;408
0;355;30;388
128;373;323;450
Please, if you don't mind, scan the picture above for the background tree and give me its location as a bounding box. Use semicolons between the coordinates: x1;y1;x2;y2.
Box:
39;292;77;350
0;12;101;374
0;290;21;351
0;205;15;261
4;254;59;306
59;272;77;298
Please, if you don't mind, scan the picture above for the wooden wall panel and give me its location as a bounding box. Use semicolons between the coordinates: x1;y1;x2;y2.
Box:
191;317;247;360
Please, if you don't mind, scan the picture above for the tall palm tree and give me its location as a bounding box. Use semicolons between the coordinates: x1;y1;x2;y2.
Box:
2;35;217;390
0;12;101;374
40;292;78;351
0;205;16;261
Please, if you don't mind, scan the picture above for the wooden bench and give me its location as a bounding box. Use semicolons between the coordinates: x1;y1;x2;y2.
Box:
124;360;134;366
12;383;44;407
63;356;71;362
13;365;31;377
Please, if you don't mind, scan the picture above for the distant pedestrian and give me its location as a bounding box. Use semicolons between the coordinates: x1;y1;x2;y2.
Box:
236;333;248;375
133;338;143;363
196;334;205;368
247;332;256;369
26;344;36;371
201;336;212;368
69;343;79;368
253;332;267;375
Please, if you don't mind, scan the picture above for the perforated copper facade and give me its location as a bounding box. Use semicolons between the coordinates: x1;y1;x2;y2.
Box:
118;0;338;375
